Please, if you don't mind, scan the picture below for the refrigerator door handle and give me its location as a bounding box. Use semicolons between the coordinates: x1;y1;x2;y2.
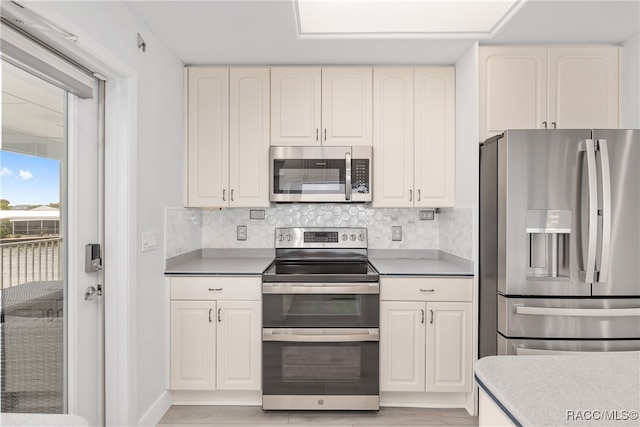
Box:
514;305;640;317
596;139;611;283
578;139;598;284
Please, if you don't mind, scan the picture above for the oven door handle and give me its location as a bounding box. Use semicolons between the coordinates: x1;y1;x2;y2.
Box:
262;283;379;294
262;328;379;342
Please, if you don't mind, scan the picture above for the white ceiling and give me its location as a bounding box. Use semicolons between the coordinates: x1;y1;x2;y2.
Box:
126;0;640;66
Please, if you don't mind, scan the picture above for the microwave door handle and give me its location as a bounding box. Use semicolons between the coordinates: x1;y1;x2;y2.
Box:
596;139;611;283
345;152;352;201
578;139;598;284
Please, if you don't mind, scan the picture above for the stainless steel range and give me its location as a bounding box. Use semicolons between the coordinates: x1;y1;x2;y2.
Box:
262;227;380;411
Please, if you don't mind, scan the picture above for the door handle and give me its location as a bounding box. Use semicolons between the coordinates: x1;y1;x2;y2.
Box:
596;139;611;283
578;139;598;284
345;152;352;201
84;284;102;301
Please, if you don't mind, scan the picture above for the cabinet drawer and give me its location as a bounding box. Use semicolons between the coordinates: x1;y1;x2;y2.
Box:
380;277;472;302
170;276;261;301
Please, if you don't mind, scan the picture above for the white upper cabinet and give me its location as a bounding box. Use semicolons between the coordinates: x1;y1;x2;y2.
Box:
480;46;619;142
271;67;373;146
547;48;619;130
270;67;321;146
321;68;373;146
414;67;456;208
373;67;455;208
185;67;269;208
185;67;229;207
373;68;415;207
229;68;270;207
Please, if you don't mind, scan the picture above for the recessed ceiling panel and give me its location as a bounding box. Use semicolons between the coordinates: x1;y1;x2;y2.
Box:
297;0;520;35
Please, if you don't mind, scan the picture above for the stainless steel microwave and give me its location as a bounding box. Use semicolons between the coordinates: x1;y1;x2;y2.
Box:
270;146;372;203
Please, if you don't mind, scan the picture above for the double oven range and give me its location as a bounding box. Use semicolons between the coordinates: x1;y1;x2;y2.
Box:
262;227;380;410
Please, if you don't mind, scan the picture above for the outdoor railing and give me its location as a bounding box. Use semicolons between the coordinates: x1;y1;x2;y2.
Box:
0;237;62;289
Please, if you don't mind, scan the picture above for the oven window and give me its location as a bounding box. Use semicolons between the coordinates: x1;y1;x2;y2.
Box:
263;341;379;396
273;159;345;194
282;346;360;382
282;294;360;316
264;293;379;328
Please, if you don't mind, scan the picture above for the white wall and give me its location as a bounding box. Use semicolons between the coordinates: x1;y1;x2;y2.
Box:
25;2;184;425
622;34;640;128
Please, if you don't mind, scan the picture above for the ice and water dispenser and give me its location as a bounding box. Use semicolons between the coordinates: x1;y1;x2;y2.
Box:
526;210;571;278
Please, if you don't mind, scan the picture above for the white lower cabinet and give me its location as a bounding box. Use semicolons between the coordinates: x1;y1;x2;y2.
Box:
380;278;473;394
169;277;261;391
170;300;216;390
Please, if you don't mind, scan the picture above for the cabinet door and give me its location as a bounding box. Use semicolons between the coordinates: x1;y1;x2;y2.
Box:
548;47;619;129
414;67;456;207
380;301;426;392
229;68;270;207
479;47;548;141
216;300;262;390
426;302;472;393
373;68;414;207
170;301;216;390
271;67;321;146
186;67;229;207
322;67;373;146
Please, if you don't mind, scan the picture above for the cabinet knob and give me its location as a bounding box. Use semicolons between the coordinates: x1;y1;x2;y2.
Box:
218;308;222;322
231;189;234;202
421;309;425;324
409;189;413;202
223;189;226;201
542;121;548;129
551;121;557;129
417;189;421;202
324;128;327;141
430;309;434;324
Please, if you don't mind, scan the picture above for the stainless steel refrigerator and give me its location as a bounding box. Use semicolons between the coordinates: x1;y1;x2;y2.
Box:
479;129;640;357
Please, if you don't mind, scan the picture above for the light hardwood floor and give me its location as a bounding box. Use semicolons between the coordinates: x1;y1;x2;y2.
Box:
157;405;479;426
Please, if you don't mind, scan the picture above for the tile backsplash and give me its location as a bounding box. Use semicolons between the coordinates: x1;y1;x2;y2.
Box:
166;204;474;261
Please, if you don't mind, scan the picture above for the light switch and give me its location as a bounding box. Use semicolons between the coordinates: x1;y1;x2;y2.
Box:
141;231;157;252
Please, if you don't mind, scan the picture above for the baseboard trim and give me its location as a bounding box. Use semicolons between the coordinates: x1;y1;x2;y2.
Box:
138;390;173;426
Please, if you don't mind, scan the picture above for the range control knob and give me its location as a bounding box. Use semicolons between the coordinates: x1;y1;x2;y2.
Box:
342;234;348;241
277;234;284;242
358;233;365;241
350;234;356;241
287;234;293;241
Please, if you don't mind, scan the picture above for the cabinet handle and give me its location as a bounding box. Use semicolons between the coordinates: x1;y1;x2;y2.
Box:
409;189;413;202
231;189;234;202
417;189;421;202
542;121;548;129
209;308;212;323
421;309;425;324
420;288;435;293
324;128;327;141
316;129;319;141
222;189;226;201
218;308;222;322
430;309;434;324
208;288;223;292
551;121;557;129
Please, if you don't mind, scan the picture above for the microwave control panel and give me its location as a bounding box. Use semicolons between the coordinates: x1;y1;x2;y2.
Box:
351;159;370;194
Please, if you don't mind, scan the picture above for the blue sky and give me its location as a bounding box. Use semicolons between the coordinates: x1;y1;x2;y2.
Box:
0;150;60;206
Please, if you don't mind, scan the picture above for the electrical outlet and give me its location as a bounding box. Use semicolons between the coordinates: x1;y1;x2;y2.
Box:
237;225;247;241
392;226;402;241
419;210;435;220
250;209;265;220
